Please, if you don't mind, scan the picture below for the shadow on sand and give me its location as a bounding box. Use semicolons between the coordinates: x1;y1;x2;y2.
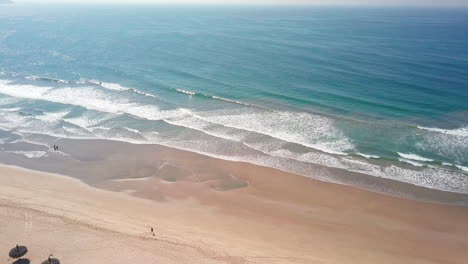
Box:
12;259;30;264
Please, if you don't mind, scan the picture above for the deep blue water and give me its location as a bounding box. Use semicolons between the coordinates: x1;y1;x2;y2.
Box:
0;5;467;193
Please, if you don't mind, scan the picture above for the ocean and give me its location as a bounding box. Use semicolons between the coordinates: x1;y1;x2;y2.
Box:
0;5;467;195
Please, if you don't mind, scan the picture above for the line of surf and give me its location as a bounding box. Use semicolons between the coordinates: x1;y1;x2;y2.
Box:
397;152;434;162
1;79;466;180
3;112;468;194
174;88;269;110
85;80;159;99
0;80;351;158
418;126;468;137
23;76;159;99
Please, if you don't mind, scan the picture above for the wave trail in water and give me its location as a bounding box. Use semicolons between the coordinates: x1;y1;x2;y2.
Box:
397;152;434;162
87;80;159;99
26;76;69;84
418;126;468;137
0;79;354;156
175;88;195;96
356;152;380;159
0;79;182;121
6;150;48;159
1;77;467;195
174;88;267;109
178;108;354;155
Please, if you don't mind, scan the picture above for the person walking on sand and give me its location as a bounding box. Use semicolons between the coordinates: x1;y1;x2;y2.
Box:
151;227;155;236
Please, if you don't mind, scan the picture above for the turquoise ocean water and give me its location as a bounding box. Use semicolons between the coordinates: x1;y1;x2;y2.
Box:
0;5;467;194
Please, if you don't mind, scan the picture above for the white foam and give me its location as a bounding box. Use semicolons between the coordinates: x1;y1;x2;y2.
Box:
383;165;468;194
269;149;345;169
0;81;349;160
0;111;30;130
7;150;47;159
61;126;92;136
26;76;68;84
153;133;468;193
356;152;380;159
0;80;183;122
397;152;434;162
93;80;126;91
165;112;247;143
92;127;149;144
10;139;51;149
64;112;113;129
211;95;256;107
418;126;468;137
398;158;424;167
122;127;142;135
416;127;468;169
0;80;53;98
1;80;466;194
175;88;195;96
0;107;21;112
82;80;158;98
36;111;70;122
441;162;468;172
25;76;39;80
183;108;353;155
52;150;71;157
455;165;468;172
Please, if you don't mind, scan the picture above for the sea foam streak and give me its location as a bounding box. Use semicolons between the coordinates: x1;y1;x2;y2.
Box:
175;88;263;109
89;80;126;91
211;95;258;108
398;158;424;167
0;80;353;156
397;152;434;162
26;76;69;84
36;111;70;122
7;151;47;159
182;108;354;155
1;79;467;194
175;88;195;95
0;80;181;121
87;80;159;98
418;126;468;137
357;152;380;159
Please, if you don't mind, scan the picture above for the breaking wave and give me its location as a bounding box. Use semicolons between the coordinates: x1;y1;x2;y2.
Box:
0;77;467;195
418;126;468;137
174;88;265;109
397;152;434;162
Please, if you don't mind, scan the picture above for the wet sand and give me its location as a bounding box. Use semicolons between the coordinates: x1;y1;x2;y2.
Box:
1;138;468;263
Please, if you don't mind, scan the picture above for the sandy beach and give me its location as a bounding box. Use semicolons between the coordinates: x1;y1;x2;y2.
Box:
1;139;468;263
1;3;468;264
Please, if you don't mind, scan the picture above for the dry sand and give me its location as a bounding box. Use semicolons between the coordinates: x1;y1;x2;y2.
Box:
1;162;468;264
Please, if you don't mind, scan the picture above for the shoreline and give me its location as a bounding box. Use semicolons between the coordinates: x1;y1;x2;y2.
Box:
1;139;468;263
0;136;467;206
